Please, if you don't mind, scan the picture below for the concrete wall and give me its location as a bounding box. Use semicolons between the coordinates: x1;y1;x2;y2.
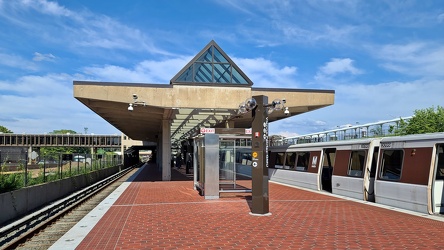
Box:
0;165;121;226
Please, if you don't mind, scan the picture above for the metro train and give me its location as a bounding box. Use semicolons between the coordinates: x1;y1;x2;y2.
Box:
268;133;444;215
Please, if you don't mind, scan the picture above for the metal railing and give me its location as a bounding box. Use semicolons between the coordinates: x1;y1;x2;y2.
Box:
0;152;123;194
271;116;413;146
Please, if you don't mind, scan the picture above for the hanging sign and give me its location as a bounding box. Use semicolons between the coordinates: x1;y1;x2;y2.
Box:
200;128;215;134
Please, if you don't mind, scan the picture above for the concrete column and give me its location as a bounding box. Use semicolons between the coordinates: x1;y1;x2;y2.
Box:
162;119;171;181
193;138;198;190
156;134;162;171
28;146;33;164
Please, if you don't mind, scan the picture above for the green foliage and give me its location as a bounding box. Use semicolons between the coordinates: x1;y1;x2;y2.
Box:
40;129;89;159
49;129;78;134
1;154;122;194
396;106;444;135
0;173;24;192
0;125;13;133
0;163;24;193
370;125;383;136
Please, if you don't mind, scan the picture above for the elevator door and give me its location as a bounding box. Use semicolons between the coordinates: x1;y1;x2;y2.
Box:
220;139;236;188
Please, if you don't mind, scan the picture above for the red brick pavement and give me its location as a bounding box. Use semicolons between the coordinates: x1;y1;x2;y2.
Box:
76;163;444;249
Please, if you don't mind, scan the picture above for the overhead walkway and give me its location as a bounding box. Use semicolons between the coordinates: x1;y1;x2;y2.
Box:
0;133;120;148
51;162;444;249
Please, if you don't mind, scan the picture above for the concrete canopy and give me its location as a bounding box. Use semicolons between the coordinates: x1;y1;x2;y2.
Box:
73;41;335;146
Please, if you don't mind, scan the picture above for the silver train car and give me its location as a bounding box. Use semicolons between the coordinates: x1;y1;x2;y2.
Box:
268;133;444;215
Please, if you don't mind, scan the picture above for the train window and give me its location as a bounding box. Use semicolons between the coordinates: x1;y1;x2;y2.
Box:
274;152;285;169
295;152;310;171
323;148;336;167
379;149;404;181
436;145;444;180
348;150;365;177
284;152;296;170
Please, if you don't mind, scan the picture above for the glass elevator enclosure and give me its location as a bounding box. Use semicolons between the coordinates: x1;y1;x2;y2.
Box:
194;134;252;199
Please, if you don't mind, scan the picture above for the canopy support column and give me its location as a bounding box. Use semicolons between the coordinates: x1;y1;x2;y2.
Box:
162;119;171;181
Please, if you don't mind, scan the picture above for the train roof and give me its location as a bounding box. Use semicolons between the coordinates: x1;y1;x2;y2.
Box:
379;132;444;142
271;132;444;151
271;137;377;150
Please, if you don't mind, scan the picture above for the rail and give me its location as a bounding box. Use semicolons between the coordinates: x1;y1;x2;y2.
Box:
0;163;141;248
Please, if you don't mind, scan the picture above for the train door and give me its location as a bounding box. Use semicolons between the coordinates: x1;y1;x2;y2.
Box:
361;139;380;202
432;144;444;214
364;146;379;202
320;148;336;192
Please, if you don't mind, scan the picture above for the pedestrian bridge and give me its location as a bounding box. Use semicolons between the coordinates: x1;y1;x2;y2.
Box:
0;133;121;148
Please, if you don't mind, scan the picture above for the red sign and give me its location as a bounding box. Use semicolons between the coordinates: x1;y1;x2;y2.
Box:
254;132;260;138
200;128;215;134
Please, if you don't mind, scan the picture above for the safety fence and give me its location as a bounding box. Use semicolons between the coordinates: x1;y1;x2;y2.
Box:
0;151;122;194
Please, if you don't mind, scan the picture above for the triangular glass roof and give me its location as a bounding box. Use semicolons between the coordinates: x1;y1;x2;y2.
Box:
171;40;253;86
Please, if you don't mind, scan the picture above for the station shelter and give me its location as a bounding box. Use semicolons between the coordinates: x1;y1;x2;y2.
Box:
73;40;335;186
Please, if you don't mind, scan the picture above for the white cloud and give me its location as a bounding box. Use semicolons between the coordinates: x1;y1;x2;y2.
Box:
0;0;172;56
82;57;192;83
273;131;299;138
21;0;73;17
315;58;363;80
439;13;444;23
81;56;299;88
0;52;37;70
33;52;55;62
0;73;118;134
271;78;444;136
233;57;298;88
0;73;70;95
373;42;444;77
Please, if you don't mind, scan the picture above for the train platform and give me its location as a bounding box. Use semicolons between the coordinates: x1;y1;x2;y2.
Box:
51;163;444;249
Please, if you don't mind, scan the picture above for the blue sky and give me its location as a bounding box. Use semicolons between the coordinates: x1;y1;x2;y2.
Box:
0;0;443;137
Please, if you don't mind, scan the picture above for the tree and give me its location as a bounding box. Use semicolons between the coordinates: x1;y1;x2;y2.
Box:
40;129;89;159
0;125;13;133
49;129;77;134
397;106;444;135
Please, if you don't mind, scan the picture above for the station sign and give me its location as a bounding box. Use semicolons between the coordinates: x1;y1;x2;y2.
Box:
245;128;252;134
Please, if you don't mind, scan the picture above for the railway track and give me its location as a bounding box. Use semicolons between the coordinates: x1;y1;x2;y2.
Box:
0;165;140;250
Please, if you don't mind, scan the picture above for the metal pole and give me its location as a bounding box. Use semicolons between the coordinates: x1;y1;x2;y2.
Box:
24;151;28;187
43;156;46;182
250;95;271;215
77;154;80;173
58;154;62;179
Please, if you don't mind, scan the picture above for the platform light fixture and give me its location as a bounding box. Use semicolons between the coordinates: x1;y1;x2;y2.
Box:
238;98;258;114
238;97;287;115
128;94;146;111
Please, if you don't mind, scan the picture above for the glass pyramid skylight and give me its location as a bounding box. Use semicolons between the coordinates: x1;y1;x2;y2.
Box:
171;41;252;86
